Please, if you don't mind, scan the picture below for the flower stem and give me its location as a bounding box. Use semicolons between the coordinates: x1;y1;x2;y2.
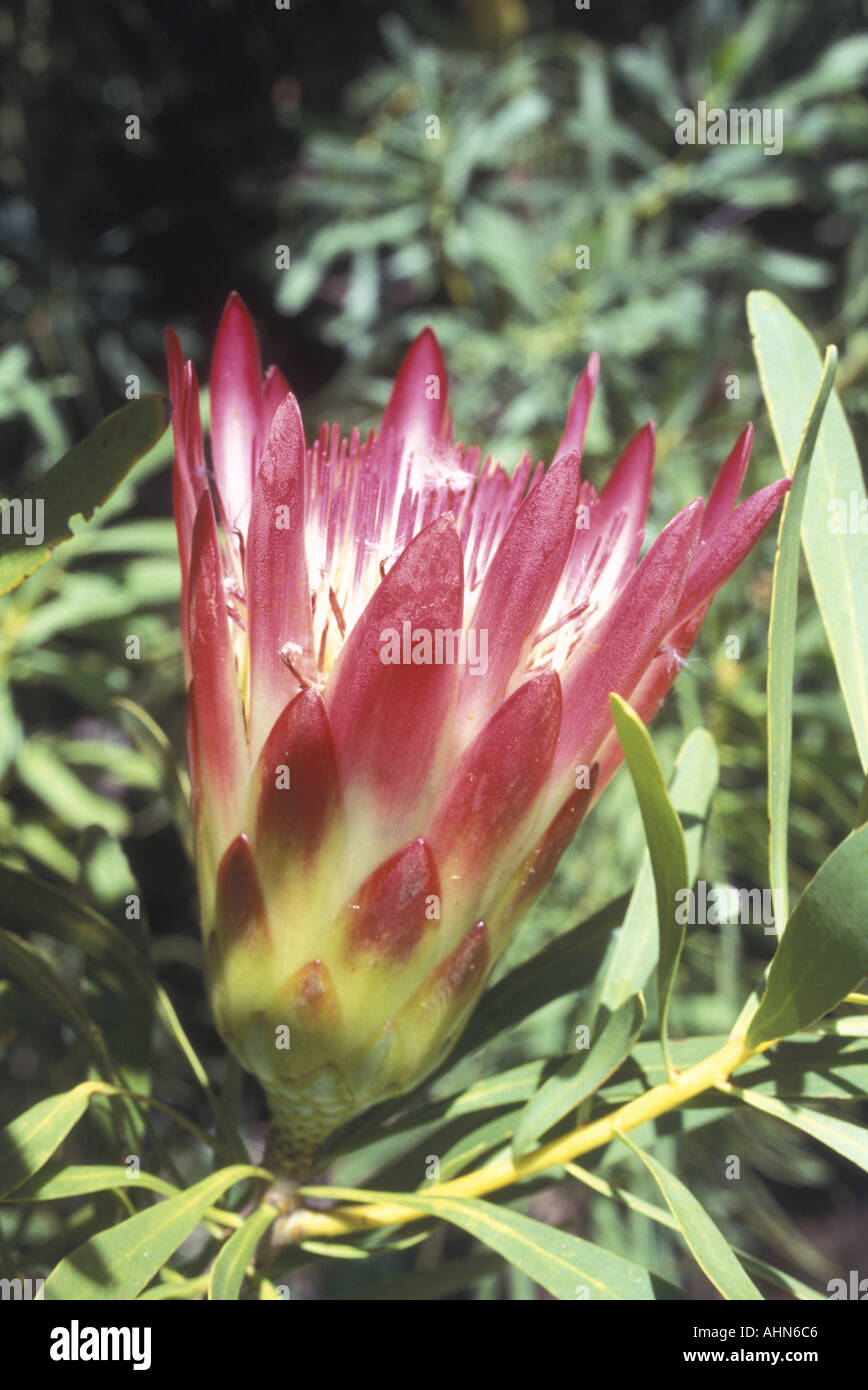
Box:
288;1033;765;1242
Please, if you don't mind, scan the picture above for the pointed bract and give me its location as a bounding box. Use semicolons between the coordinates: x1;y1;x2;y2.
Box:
378;328;449;471
245;392;315;753
432;671;562;871
284;959;340;1028
555;498;703;783
254;688;341;871
703;424;754;538
588;422;656;601
168;342;208;671
554;353;599;462
188;492;246;837
460;450;580;734
262;363;291;441
675;478;790;628
216;834;269;948
210;292;263;537
342;838;439;963
326;514;464;821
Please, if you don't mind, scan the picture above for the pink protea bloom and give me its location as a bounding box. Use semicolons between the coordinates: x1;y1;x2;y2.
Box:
167;293;789;1175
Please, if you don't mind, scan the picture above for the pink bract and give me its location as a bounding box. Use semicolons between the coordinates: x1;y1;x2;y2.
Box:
168;292;789;1174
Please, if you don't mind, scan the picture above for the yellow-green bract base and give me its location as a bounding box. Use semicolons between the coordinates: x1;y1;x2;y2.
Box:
263;1067;359;1179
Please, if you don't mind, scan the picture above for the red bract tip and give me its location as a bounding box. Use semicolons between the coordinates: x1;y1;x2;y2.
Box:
254;688;341;873
378;327;450;471
210;292;263;537
216;834;269;948
342;838;440;964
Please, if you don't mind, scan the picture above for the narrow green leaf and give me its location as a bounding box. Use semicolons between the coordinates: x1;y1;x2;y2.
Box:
0;864;148;977
10;1162;271;1249
765;342;838;932
113;699;193;861
8;1163;177;1203
209;1202;280;1300
301;1188;685;1300
0;864;241;1155
610;694;689;1078
512;994;645;1159
42;1165;267;1301
566;1165;822;1300
749;291;868;771
15;740;129;836
815;1015;868;1037
0;918;146;1140
0;1083;114;1198
298;1239;372;1260
0;395;169;595
728;1087;868;1175
590;728;719;1016
0;928;114;1078
442;1062;549;1117
618;1134;762;1300
741;1036;868;1101
603;1033;868;1105
439;1111;519;1181
138;1277;209;1301
150;982;244;1159
747;824;868;1047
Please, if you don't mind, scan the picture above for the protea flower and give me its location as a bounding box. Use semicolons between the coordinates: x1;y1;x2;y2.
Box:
167;293;788;1176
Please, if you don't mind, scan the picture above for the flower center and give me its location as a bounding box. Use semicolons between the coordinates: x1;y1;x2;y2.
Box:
302;424;477;683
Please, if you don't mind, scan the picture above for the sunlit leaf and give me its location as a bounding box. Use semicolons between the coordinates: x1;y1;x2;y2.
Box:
301;1187;685;1300
728;1087;868;1176
439;1111;518;1181
42;1165;267;1300
0;396;169;595
610;694;689;1078
747;824;868;1046
566;1165;822;1299
0;928;113;1076
209;1202;281;1300
749;292;868;771
15;740;129;836
618;1134;762;1299
602;1032;868;1105
512;994;645;1158
8;1163;176;1202
0;1083;115;1199
589;728;718;1018
113;698;193;860
763;341;837;930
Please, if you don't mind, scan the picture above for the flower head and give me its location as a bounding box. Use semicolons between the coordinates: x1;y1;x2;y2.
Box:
168;293;788;1173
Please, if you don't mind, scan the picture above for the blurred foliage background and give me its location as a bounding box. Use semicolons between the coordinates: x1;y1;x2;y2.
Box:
1;0;866;1298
